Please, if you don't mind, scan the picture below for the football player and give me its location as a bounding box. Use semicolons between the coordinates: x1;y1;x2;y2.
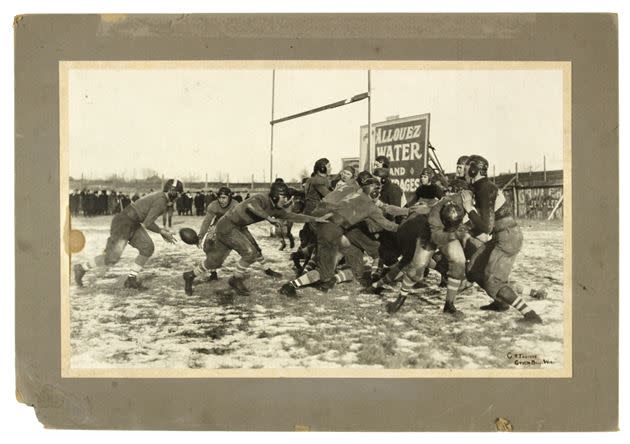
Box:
455;155;470;179
292;159;334;271
73;179;183;290
303;158;333;214
371;164;405;280
407;167;444;207
183;182;331;296
381;200;466;315
195;186;239;281
312;177;399;292
462;155;543;323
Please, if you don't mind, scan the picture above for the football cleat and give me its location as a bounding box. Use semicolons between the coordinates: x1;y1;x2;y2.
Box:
228;276;250;296
386;295;407;314
73;264;86;287
290;252;302;270
480;300;510;312
529;288;548;300
443;302;465;319
517;311;544;324
205;271;218;282
315;279;336;293
367;284;386;296
183;271;195;295
264;268;283;279
278;282;298;298
123;275;147;290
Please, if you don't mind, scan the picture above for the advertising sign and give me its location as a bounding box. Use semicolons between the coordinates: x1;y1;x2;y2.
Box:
360;114;430;197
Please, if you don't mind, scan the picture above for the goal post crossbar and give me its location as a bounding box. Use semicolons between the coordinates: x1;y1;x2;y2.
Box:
270;92;369;126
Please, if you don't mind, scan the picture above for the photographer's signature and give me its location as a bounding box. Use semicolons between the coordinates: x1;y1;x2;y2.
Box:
506;352;554;366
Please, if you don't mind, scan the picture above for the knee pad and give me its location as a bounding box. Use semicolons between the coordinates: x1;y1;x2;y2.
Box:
104;239;125;265
448;261;466;280
139;242;155;258
241;247;260;264
104;253;122;266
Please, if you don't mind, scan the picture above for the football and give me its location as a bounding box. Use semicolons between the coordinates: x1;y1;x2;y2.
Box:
179;227;199;245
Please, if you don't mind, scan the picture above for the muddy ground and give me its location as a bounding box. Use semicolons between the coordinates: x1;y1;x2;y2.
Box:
69;216;565;370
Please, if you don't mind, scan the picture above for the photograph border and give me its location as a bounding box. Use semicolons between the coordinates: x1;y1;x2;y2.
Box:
60;60;572;379
15;14;617;430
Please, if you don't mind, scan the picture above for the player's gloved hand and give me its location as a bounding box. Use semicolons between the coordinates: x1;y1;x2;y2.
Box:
476;233;491;243
160;228;177;244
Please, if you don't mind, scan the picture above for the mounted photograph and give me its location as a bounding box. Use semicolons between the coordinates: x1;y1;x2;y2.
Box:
60;60;571;377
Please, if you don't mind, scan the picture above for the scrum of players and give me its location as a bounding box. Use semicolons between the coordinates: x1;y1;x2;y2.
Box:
73;154;545;324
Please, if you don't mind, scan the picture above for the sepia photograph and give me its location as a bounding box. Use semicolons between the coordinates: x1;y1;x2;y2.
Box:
60;60;571;377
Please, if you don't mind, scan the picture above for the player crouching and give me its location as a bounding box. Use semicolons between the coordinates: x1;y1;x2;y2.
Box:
73;179;183;290
183;182;331;296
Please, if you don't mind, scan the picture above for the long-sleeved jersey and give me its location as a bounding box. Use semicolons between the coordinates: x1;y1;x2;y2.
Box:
223;193;323;228
320;179;360;205
468;177;510;235
198;199;238;239
303;175;332;214
124;191;169;233
380;179;404;207
324;191;398;232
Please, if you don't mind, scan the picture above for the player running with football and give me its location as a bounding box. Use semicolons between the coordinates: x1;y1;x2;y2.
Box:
73;179;183;290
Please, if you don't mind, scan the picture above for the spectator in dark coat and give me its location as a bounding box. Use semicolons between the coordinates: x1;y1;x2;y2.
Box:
176;194;184;215
194;191;206;216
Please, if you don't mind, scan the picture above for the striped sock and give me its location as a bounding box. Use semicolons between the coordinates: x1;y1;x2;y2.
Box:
128;262;143;278
290;270;320;288
304;258;317;272
447;277;461;294
371;259;382;276
335;270;354;283
510;296;533;315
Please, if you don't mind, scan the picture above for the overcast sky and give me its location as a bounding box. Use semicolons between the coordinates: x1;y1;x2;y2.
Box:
68;66;564;182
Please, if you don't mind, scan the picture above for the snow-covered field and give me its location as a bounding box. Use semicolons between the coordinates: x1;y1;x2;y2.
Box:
69;216;565;370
